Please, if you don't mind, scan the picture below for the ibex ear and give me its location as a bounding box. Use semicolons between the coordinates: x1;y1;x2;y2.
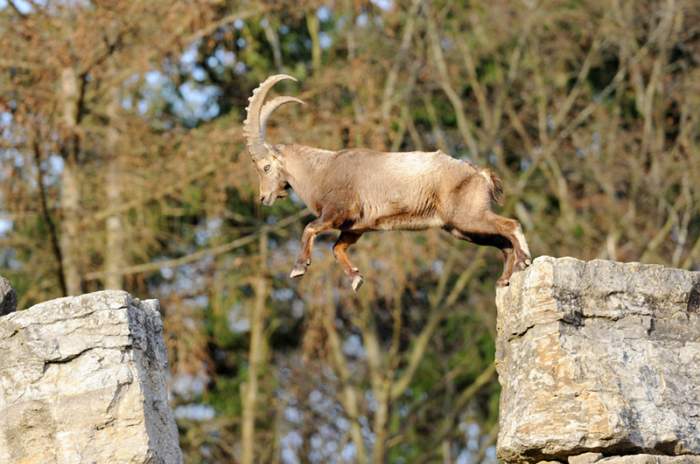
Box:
267;144;283;161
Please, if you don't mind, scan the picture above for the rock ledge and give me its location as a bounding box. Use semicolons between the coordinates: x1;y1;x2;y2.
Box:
496;256;700;463
0;290;182;464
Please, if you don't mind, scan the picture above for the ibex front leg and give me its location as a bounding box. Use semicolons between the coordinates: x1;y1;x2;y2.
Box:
333;231;364;291
290;217;334;279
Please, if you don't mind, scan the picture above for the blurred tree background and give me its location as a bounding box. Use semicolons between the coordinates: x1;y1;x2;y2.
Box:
1;0;699;462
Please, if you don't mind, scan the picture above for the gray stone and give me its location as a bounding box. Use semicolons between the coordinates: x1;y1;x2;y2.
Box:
496;256;700;463
569;453;604;464
0;276;16;316
598;456;700;464
0;290;182;464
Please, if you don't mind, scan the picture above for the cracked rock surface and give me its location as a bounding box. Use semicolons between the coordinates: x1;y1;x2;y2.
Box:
0;290;182;464
496;256;700;463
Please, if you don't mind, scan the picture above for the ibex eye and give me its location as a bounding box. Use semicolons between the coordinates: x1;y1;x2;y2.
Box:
264;164;271;173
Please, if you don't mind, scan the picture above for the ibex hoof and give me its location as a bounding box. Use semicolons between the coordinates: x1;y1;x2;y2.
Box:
496;278;510;287
289;267;306;279
351;275;364;292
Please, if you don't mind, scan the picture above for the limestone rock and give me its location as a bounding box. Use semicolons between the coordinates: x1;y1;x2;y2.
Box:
540;457;700;464
0;276;16;316
496;256;700;463
0;290;183;464
598;455;700;464
569;453;604;464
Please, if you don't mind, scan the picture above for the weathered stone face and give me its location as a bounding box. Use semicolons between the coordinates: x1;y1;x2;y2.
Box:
596;455;700;464
496;256;700;463
0;290;183;464
536;454;700;464
0;276;16;316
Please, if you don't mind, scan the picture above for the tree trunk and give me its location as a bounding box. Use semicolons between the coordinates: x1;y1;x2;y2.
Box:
32;139;68;295
59;67;82;295
59;161;81;295
104;89;125;289
324;296;368;463
306;12;321;72
241;232;269;464
371;383;390;463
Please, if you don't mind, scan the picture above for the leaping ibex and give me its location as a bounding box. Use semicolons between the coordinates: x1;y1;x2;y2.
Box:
243;74;531;291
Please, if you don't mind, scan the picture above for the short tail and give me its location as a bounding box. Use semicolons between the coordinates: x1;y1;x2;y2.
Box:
481;168;504;205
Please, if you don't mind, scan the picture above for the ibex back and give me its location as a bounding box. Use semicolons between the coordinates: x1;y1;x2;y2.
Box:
244;75;531;291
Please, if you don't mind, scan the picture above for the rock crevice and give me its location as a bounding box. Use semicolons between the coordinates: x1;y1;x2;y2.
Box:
0;276;16;316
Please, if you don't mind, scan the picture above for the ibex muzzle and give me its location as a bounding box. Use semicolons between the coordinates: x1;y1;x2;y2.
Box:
243;75;531;291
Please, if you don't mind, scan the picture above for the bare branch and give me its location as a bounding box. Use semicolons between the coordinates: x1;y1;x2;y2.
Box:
84;209;311;280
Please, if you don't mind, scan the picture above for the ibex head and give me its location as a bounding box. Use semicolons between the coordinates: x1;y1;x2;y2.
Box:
243;74;304;206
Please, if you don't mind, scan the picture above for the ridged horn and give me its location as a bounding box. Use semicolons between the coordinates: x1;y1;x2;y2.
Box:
260;96;305;139
243;74;297;161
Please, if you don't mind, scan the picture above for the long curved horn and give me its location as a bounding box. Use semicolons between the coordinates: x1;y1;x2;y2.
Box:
260;96;305;139
243;74;297;161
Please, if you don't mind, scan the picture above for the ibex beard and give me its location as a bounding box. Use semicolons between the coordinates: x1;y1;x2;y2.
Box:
244;74;532;291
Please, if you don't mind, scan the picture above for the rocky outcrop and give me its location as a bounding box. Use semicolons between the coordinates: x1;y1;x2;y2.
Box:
0;276;16;316
495;256;700;464
0;290;182;464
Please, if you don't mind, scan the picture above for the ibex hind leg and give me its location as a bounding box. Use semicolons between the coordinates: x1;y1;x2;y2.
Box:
448;211;531;286
477;212;530;266
512;221;532;265
450;228;515;287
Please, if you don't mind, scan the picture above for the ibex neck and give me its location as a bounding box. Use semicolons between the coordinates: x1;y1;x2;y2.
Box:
279;144;334;215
